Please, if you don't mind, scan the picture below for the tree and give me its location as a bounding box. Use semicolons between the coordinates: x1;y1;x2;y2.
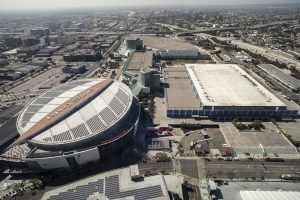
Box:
251;120;264;130
235;122;247;131
156;152;170;162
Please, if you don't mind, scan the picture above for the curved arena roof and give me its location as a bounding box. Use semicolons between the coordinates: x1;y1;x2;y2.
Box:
14;79;134;149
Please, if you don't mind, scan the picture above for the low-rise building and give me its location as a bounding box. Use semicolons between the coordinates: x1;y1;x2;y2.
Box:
63;49;102;62
62;65;86;74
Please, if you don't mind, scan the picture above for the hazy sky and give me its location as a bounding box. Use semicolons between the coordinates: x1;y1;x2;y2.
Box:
1;0;299;10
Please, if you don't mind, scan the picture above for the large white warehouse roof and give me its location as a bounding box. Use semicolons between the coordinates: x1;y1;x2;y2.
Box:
186;64;286;107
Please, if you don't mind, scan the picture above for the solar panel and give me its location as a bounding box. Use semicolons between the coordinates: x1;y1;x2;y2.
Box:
109;97;125;116
21;112;35;123
26;105;43;112
48;178;104;200
53;131;72;142
47;175;164;200
99;107;117;125
71;124;90;139
32;97;54;105
42;137;52;143
86;115;106;133
42;91;65;98
116;89;129;106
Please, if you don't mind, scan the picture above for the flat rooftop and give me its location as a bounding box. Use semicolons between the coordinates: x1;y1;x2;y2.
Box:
42;165;169;200
220;123;298;158
216;181;300;200
139;35;195;50
186;64;286;107
164;67;200;109
126;51;153;71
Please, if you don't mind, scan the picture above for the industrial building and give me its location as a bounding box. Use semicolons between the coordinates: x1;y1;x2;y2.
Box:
118;37;144;57
30;28;50;37
63;50;102;62
165;64;298;120
257;64;300;93
156;48;210;60
126;37;144;50
62;65;86;74
123;50;153;77
0;79;140;170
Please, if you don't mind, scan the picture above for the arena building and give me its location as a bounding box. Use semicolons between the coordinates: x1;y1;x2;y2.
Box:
165;64;298;121
0;79;140;170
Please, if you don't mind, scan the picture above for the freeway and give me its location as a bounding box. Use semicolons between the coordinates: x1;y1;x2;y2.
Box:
198;33;300;69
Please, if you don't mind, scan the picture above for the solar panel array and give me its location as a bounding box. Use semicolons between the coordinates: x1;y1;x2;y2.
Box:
26;105;44;112
20;80;133;145
86;115;106;133
42;91;65;98
43;137;52;143
53;130;72;142
48;179;104;200
71;124;90;139
109;97;126;116
105;175;164;200
20;80;91;128
33;97;55;105
116;88;130;106
99;107;117;126
47;175;164;200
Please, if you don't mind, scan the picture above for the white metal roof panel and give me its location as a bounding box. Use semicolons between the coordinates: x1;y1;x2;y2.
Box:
50;120;70;136
240;190;300;200
29;112;48;123
38;105;59;113
70;85;91;91
89;96;108;113
78;104;98;121
48;97;70;105
57;90;82;98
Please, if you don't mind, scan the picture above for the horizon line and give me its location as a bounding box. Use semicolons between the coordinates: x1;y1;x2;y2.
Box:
0;2;299;12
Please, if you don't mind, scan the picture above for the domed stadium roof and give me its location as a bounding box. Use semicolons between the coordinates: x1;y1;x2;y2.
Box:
15;79;133;148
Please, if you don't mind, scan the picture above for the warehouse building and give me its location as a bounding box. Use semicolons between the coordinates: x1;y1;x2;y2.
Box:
63;50;102;62
165;64;298;121
257;64;300;93
123;50;153;77
62;65;86;74
156;48;210;60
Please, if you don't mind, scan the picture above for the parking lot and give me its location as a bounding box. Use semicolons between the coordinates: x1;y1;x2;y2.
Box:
5;67;68;97
180;128;226;157
220;123;298;158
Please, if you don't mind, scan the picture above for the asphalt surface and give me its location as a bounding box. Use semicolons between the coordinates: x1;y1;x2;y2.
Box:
138;161;173;175
205;160;300;179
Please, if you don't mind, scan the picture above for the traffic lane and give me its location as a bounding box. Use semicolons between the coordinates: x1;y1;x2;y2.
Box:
205;161;300;178
138;161;173;174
